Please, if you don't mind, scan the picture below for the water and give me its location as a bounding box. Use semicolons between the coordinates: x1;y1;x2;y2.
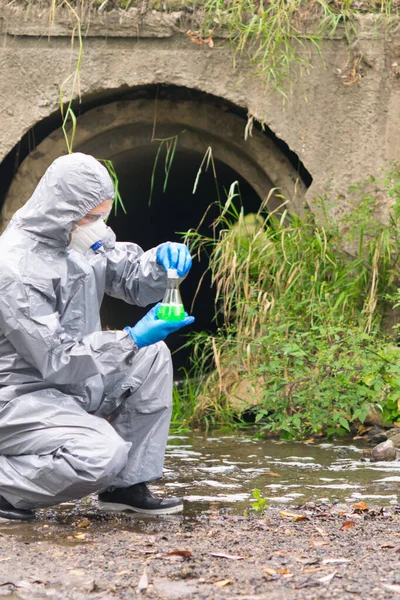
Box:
0;432;398;542
157;433;400;514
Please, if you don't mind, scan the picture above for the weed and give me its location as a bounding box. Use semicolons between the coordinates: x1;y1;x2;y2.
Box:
98;159;127;215
250;488;268;513
200;0;399;93
171;368;199;430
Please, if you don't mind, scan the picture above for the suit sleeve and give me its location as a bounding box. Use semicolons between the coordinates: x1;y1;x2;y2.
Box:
0;272;139;386
105;241;168;307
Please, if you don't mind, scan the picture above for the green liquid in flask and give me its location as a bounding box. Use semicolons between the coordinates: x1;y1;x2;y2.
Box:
157;303;185;322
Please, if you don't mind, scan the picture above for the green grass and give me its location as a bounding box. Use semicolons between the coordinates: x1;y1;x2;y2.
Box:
200;0;399;94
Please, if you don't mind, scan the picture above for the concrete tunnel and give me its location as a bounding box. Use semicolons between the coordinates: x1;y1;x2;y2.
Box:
0;86;312;371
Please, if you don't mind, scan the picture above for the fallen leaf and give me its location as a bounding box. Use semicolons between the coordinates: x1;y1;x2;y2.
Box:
0;558;11;562
352;501;368;511
280;511;301;518
380;543;396;549
186;29;214;49
322;558;350;564
261;566;277;576
293;515;309;522
116;570;130;576
77;519;90;528
340;521;355;531
166;550;192;559
264;472;281;477
137;568;148;593
302;438;315;443
210;553;245;560
357;425;372;435
318;571;337;584
74;533;87;540
214;579;232;587
278;568;292;575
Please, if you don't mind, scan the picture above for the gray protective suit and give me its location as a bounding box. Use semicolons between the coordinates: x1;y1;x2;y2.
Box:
0;153;172;510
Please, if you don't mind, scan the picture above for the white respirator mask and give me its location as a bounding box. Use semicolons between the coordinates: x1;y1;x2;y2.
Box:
69;218;109;254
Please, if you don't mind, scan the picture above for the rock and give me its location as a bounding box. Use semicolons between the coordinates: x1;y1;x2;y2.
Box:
366;426;388;446
364;407;383;427
362;448;372;459
385;429;400;448
371;439;397;462
229;377;264;412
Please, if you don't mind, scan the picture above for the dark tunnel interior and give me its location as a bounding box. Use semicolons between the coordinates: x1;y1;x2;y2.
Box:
101;145;262;374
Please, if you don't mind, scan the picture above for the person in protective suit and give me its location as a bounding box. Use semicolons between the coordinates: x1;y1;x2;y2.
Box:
0;152;194;521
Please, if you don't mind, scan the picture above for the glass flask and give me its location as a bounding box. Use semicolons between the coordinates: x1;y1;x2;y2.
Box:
157;268;185;322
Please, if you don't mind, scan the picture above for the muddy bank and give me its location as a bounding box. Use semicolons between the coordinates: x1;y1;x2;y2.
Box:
0;499;400;599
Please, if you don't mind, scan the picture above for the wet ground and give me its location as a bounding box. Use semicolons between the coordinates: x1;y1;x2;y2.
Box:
0;433;400;599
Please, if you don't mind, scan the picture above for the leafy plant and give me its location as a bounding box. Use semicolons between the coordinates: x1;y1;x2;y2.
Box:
180;166;400;438
250;488;268;513
56;0;83;153
171;369;199;431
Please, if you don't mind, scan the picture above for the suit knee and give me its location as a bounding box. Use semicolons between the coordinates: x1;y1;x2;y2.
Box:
154;341;172;365
96;434;130;487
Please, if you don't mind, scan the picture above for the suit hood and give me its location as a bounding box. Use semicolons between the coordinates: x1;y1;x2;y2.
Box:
12;153;114;247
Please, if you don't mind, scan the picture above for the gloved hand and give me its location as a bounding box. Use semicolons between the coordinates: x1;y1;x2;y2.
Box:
156;242;192;277
125;304;195;349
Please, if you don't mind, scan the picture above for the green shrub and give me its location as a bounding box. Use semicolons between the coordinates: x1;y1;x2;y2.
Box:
182;168;400;437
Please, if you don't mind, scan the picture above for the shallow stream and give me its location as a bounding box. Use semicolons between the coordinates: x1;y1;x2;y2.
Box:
0;432;399;543
160;433;400;514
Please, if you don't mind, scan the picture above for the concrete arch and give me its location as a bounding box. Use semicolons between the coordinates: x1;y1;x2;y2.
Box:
1;97;306;230
1;4;399;229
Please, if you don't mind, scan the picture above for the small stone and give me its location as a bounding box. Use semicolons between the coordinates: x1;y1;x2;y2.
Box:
385;429;400;448
371;439;397;462
366;426;388;446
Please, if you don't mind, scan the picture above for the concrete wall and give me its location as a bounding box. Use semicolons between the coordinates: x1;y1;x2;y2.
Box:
0;3;399;221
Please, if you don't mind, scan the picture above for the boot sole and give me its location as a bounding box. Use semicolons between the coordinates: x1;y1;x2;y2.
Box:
98;501;184;515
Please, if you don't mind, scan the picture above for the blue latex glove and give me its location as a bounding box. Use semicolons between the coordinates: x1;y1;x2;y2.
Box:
125;304;195;349
156;242;192;277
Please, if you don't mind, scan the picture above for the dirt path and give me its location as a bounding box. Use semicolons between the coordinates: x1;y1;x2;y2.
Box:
0;499;399;599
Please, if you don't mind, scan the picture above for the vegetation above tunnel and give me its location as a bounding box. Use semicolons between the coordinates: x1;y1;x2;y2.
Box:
15;0;400;96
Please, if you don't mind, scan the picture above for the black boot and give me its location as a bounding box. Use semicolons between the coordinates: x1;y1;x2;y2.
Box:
0;495;35;521
98;483;183;515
